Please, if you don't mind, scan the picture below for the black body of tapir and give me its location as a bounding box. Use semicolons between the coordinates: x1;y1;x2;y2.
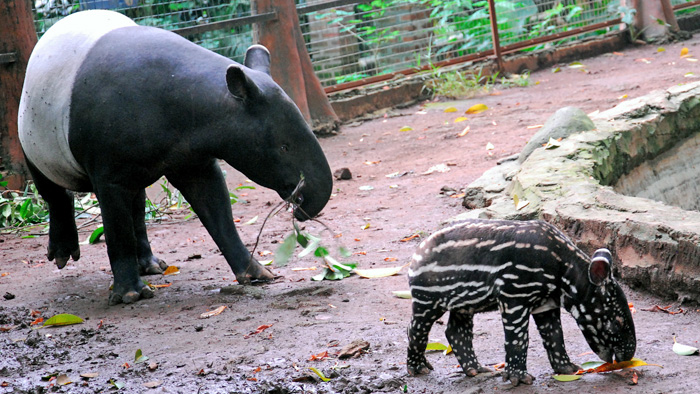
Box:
18;10;333;305
407;219;636;386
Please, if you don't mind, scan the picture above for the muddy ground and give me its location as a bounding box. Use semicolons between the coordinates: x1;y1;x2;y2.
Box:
3;35;700;394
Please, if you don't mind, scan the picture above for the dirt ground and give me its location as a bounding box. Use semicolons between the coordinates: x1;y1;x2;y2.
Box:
3;35;700;393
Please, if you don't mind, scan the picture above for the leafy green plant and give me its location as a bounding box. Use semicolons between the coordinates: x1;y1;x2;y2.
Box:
275;222;355;281
0;181;50;229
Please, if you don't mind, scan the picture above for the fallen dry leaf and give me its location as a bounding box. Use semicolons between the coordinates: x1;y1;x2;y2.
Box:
454;116;468;123
577;358;659;374
354;264;406;279
308;351;329;361
422;164;450;175
672;336;699;356
641;305;684;315
400;234;420;242
465;103;488;114
163;266;179;275
244;324;273;339
199;305;226;319
457;125;470;137
443;106;458;113
56;374;71;386
338;339;370;359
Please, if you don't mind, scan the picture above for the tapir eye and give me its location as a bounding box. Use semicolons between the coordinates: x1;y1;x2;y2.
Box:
280;144;289;152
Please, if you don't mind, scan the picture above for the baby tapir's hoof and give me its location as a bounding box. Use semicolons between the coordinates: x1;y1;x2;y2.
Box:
553;363;581;375
407;356;433;376
465;366;493;377
501;369;534;387
139;255;168;275
108;283;155;306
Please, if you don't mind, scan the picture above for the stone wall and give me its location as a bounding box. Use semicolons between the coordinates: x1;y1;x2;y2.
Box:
459;81;700;302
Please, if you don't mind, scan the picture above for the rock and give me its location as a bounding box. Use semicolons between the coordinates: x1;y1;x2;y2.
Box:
334;167;352;180
338;339;370;359
518;106;595;163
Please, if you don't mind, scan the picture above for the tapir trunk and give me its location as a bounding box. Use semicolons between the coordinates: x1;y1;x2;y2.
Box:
291;157;333;221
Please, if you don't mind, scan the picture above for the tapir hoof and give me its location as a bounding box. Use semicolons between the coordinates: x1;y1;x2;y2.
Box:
466;366;492;377
48;247;80;269
108;284;155;305
236;261;275;285
407;355;433;376
139;255;168;275
553;363;581;375
502;369;534;387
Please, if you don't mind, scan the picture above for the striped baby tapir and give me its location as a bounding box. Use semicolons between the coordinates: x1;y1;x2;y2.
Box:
407;219;636;386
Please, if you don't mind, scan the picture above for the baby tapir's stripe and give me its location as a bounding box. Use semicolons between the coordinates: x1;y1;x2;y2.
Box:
407;219;636;387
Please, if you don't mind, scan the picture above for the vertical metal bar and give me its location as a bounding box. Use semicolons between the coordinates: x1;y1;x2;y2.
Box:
486;0;504;71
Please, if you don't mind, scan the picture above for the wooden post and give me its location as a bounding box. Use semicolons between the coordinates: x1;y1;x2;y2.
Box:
486;0;504;72
0;0;35;189
253;0;340;135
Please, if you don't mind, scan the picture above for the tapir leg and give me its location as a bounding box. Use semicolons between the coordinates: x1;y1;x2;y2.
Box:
26;159;80;268
533;308;581;374
167;161;274;284
93;183;154;305
132;189;168;275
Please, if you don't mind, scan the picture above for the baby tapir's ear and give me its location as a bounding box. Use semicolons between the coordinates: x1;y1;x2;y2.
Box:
244;44;271;75
588;248;613;286
226;64;261;101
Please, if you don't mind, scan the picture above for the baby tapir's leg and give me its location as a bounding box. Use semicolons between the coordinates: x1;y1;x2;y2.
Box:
533;308;581;374
445;311;492;376
499;300;535;386
407;301;446;375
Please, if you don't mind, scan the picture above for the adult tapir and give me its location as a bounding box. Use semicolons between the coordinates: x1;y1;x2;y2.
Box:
18;10;333;305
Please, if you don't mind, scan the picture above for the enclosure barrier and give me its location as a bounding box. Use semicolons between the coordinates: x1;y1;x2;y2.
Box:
28;1;700;94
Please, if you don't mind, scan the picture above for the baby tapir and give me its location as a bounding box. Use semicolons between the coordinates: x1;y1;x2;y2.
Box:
407;219;636;386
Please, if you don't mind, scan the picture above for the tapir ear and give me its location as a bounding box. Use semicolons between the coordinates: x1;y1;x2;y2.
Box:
244;44;271;75
588;248;613;286
226;65;261;101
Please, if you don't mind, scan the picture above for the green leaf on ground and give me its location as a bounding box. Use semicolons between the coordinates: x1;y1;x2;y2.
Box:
43;314;84;327
134;349;149;364
89;226;104;244
309;367;331;382
553;374;581;382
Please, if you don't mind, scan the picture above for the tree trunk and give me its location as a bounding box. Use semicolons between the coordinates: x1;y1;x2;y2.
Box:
0;0;35;189
253;0;339;135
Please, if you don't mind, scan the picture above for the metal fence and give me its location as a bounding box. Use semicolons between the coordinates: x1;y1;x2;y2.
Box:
32;0;700;92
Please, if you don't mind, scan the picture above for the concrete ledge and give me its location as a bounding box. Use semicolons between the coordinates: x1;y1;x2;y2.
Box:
459;81;700;302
